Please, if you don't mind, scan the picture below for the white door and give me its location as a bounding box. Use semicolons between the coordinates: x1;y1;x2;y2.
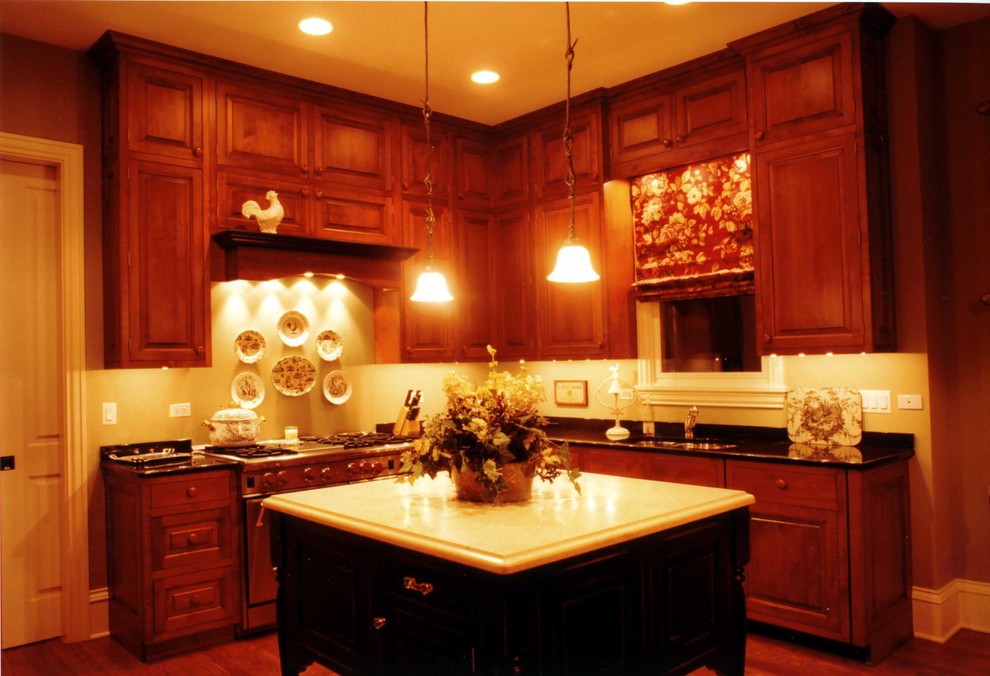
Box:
0;157;63;648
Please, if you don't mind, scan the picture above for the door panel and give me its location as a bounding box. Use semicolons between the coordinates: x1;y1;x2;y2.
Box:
0;158;62;648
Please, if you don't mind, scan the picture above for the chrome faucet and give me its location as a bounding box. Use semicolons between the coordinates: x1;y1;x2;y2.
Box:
684;406;699;439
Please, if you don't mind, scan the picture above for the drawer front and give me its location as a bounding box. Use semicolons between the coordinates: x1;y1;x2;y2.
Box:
379;555;473;622
153;566;236;635
151;507;233;571
726;460;842;508
150;473;232;509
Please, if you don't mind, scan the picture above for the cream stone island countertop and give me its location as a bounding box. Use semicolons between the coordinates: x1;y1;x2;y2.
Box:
262;472;755;575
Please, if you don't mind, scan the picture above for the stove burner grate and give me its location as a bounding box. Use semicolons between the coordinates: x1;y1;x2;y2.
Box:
205;444;299;459
300;432;418;449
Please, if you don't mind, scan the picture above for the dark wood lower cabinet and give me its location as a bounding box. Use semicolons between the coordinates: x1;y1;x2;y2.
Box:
270;508;749;676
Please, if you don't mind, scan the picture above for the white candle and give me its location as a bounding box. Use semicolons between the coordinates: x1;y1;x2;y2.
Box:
284;426;298;441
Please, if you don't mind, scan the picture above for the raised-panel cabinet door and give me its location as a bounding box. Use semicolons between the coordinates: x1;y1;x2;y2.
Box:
455;210;495;360
126;160;209;367
216;82;310;176
534;108;602;198
494;134;530;206
454;137;493;206
400;122;449;200
673;67;747;149
125;59;205;164
215;171;310;236
608;91;674;171
492;209;536;359
313;104;392;191
747;30;856;146
537;192;606;358
402;200;454;362
754;133;865;353
313;187;394;245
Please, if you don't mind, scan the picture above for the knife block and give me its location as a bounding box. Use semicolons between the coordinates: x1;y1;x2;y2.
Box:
392;409;421;436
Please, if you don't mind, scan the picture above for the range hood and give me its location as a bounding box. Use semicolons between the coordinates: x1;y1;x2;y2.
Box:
210;231;418;289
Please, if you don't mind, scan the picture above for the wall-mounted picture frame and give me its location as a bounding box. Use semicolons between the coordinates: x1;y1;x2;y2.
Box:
554;380;588;407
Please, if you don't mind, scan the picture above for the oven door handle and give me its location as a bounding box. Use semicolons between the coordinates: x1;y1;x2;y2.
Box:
255;504;266;528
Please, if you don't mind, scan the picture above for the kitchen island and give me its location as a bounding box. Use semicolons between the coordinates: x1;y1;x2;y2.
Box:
264;473;754;675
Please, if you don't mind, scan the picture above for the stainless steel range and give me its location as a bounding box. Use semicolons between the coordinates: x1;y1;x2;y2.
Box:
200;432;415;633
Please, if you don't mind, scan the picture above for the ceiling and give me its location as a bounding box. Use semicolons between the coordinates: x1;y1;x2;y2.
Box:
2;1;988;125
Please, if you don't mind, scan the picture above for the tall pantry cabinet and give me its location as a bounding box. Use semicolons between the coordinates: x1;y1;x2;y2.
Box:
92;37;212;368
731;4;897;355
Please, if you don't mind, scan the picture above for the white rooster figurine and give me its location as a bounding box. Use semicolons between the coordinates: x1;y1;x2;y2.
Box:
241;190;284;233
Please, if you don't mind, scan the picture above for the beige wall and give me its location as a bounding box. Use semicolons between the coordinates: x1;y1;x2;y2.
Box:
2;12;988;600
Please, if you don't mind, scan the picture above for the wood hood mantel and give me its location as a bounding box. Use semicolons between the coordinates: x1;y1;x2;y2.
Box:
210;231;418;289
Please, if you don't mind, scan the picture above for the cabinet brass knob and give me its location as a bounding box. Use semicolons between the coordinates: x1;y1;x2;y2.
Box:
301;165;309;174
186;486;198;498
662;138;673;148
372;617;387;630
187;533;198;545
775;479;788;490
403;576;434;596
315;166;324;175
754;131;766;141
676;134;686;144
192;147;203;158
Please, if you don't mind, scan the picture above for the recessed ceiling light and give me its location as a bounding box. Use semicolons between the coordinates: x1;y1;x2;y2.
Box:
471;70;500;85
299;18;333;36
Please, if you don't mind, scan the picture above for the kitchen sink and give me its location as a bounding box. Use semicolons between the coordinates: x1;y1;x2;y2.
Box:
634;439;737;451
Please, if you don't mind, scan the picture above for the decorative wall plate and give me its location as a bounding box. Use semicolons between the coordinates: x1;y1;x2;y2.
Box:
316;330;343;361
277;311;310;347
786;387;863;446
323;370;352;405
231;372;265;409
234;330;266;363
271;356;317;396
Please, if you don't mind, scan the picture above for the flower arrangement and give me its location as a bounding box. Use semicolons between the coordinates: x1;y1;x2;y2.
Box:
398;346;581;502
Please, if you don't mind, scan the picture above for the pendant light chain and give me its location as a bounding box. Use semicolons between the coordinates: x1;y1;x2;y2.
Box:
564;1;578;239
422;1;437;266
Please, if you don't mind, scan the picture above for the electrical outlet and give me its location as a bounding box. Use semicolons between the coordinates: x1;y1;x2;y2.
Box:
860;390;891;413
642;421;655;435
102;402;117;425
169;402;191;418
896;394;923;410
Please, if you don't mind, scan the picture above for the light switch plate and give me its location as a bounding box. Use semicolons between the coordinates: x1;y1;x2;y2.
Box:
860;389;891;413
102;402;117;425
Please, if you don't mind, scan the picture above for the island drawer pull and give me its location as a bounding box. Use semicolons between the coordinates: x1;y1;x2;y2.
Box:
775;479;788;490
372;617;387;630
402;576;434;596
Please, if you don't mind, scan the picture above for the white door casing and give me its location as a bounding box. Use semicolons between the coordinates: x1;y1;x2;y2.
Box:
0;132;89;645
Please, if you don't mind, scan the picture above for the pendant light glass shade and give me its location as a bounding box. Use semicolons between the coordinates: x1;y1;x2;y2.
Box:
411;265;454;302
547;236;600;282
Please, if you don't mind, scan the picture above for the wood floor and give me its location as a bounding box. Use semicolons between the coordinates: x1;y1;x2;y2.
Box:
2;628;988;675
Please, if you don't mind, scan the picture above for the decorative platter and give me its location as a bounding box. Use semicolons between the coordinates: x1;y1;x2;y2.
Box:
316;330;344;361
323;370;352;405
785;387;863;446
277;311;310;347
231;372;265;409
787;443;863;464
234;330;266;364
271;356;317;396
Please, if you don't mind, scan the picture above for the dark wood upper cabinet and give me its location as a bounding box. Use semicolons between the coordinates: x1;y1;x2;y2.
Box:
745;30;856;146
494;133;531;206
313;104;392;191
124;59;205;165
401;200;455;362
536;191;606;358
400;121;450;200
454;136;493;206
533;106;602;198
736;3;896;354
492;208;537;359
607;57;747;178
455;209;496;360
215;81;310;177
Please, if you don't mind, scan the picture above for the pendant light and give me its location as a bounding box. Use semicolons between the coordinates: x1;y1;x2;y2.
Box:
410;1;454;302
547;2;600;284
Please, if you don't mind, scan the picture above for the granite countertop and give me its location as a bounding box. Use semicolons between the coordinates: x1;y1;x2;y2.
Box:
262;472;754;575
548;419;914;468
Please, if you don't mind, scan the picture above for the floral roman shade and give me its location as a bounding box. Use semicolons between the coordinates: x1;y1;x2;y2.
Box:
631;152;754;300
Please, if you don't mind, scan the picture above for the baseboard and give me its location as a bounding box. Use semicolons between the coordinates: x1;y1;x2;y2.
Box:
88;587;110;639
912;578;990;642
